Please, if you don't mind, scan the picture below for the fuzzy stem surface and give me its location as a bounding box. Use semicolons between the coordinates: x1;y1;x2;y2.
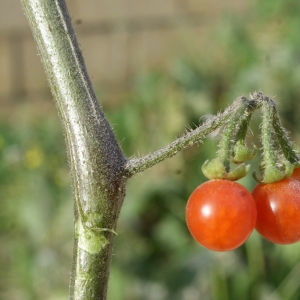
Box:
20;1;127;299
124;96;257;177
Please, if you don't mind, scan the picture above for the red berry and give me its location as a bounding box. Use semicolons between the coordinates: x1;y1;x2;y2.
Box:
186;180;256;251
252;178;300;244
291;167;300;182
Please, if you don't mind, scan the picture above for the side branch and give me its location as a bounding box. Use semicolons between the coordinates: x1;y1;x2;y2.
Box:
124;96;254;177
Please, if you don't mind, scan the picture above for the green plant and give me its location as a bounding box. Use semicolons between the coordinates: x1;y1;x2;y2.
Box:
14;0;300;300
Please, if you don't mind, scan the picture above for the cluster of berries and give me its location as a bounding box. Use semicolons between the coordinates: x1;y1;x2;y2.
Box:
186;168;300;251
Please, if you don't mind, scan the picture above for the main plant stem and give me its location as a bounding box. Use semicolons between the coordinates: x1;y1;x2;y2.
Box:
19;1;246;298
20;1;127;299
21;1;295;299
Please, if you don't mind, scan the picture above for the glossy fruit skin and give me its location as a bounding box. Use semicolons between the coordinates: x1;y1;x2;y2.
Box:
252;178;300;244
186;180;257;251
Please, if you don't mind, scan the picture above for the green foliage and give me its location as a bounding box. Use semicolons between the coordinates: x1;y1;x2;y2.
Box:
0;116;72;299
2;1;300;299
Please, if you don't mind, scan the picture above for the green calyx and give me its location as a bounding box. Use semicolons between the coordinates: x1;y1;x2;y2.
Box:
201;97;255;181
202;158;250;181
253;160;294;184
200;92;300;183
232;140;257;164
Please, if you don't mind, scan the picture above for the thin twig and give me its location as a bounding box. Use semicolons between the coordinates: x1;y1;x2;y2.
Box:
123;96;251;177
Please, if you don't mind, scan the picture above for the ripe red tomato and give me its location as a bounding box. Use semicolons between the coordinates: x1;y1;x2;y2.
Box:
291;167;300;182
252;178;300;244
186;180;256;251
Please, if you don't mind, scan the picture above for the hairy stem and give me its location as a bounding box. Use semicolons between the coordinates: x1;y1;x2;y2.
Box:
124;97;249;177
261;100;277;167
20;1;126;299
271;105;299;164
216;97;250;171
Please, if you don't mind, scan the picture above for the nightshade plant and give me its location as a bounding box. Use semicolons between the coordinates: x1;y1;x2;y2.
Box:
19;0;300;299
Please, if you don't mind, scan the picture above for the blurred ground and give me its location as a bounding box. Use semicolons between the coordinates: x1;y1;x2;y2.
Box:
1;0;300;299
